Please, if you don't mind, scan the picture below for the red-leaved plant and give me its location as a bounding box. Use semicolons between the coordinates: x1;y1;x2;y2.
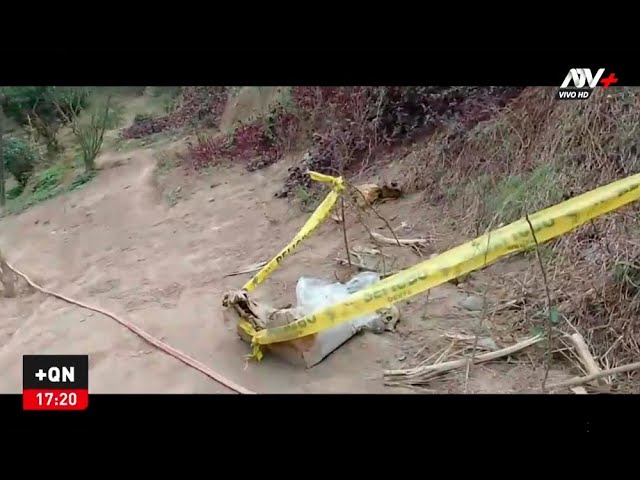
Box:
121;87;228;139
185;86;524;196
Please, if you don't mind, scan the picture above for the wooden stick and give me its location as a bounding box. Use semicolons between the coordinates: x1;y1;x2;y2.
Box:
370;231;427;246
548;361;640;390
384;334;544;382
567;332;603;385
333;258;400;277
224;260;268;278
340;197;351;268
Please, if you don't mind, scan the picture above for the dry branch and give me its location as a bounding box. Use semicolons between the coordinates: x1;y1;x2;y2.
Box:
384;334;544;385
340;197;351;267
224;260;268;278
370;231;428;246
333;257;400;277
548;361;640;391
566;332;604;386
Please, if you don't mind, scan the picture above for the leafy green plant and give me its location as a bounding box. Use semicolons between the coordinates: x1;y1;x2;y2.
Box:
613;261;640;293
133;113;153;124
1;87;90;124
1;87;90;156
32;165;65;195
6;184;23;200
295;184;321;212
102;101;125;129
69;171;96;190
2;137;38;186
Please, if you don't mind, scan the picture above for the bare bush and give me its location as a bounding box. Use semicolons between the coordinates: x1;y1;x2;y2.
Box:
55;89;112;172
0;251;16;297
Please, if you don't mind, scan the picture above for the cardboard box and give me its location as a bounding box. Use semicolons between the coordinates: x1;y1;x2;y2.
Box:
235;320;358;368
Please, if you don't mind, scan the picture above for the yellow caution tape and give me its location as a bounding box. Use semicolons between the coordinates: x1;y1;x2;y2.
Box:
237;320;264;361
242;171;345;293
251;172;640;346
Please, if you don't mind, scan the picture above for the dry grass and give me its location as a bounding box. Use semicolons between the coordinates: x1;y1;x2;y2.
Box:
404;87;640;387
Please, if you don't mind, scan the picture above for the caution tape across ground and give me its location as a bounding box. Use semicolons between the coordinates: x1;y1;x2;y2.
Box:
242;172;345;293
247;172;640;348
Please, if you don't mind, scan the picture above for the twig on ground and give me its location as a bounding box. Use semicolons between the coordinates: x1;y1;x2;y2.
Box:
566;332;604;386
556;336;588;376
465;226;494;393
600;334;624;363
333;257;400;277
489;298;524;314
224;260;268;278
384;334;544;386
433;342;457;366
340;197;351;268
415;343;453;368
548;361;640;390
570;386;588;394
370;231;428;247
525;213;555;392
413;342;432;360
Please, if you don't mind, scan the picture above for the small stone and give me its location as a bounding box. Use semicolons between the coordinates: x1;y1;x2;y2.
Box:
209;198;215;202
458;295;485;312
368;317;386;334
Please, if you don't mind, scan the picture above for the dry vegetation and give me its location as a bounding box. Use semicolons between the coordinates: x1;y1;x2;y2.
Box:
401;87;640;388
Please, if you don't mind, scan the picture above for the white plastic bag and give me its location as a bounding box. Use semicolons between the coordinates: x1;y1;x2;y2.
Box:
295;272;381;360
296;272;380;327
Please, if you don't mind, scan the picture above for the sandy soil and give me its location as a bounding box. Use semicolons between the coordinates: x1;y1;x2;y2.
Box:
0;139;574;394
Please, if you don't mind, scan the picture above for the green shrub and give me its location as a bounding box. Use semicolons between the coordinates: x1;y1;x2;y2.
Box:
6;184;23;199
473;163;564;230
69;170;96;190
1;87;89;125
32;165;65;194
133;113;153;124
2;137;38;186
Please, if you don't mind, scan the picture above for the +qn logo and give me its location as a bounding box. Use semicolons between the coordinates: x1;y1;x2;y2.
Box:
35;366;75;383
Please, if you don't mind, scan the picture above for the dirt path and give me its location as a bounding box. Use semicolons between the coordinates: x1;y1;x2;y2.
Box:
0;148;570;393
